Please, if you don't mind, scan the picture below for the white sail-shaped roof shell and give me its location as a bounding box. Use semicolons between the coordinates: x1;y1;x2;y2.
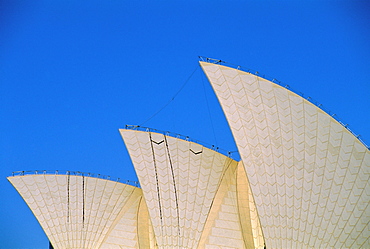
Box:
8;174;152;249
120;129;263;249
200;61;370;249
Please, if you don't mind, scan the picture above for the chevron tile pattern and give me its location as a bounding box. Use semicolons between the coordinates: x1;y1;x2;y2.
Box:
120;129;263;249
8;175;142;249
200;61;370;249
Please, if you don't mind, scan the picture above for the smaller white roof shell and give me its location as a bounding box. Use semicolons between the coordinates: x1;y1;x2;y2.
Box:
8;173;145;249
120;128;264;249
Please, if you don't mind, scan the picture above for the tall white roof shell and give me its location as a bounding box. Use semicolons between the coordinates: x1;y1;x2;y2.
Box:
200;61;370;249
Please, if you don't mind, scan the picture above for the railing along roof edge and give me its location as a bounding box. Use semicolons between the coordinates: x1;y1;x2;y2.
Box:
9;170;140;188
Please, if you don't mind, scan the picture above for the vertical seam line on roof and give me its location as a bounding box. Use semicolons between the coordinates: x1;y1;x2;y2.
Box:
164;135;180;238
81;176;87;249
83;175;85;229
149;132;164;234
67;173;70;225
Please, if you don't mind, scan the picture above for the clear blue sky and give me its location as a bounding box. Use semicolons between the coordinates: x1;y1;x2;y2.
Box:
1;1;369;248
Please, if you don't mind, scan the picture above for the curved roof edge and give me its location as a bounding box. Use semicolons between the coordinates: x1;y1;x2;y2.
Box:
9;170;140;188
123;124;240;160
198;56;369;150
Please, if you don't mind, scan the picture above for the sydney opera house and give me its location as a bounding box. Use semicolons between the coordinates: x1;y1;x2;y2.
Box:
8;59;370;248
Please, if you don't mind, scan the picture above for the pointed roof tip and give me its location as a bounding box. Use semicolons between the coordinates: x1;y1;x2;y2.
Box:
198;56;224;64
